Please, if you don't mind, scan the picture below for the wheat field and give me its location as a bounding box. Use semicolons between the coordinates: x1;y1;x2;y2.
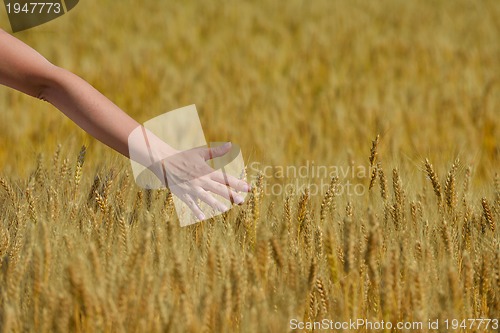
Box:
0;0;499;332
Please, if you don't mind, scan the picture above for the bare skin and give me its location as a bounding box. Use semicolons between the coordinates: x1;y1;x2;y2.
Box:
0;29;249;220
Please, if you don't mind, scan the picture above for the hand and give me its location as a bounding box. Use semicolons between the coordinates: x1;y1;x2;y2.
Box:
151;142;250;220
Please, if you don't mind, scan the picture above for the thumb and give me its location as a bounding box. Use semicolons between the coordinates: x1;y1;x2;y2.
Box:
203;142;232;160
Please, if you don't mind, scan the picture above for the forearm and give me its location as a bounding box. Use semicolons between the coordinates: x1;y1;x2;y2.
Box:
0;29;176;168
41;67;139;157
43;70;177;178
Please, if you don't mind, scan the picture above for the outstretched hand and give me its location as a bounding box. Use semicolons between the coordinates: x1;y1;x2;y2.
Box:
150;142;250;220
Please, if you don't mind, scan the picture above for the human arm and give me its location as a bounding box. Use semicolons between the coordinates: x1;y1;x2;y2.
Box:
0;29;249;219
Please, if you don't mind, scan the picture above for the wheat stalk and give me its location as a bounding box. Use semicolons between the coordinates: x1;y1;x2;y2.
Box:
481;198;495;232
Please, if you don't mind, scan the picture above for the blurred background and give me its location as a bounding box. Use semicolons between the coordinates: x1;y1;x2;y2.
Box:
0;0;498;188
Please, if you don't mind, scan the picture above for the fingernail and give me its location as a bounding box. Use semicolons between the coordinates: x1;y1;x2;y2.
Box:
234;195;244;205
198;213;206;220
